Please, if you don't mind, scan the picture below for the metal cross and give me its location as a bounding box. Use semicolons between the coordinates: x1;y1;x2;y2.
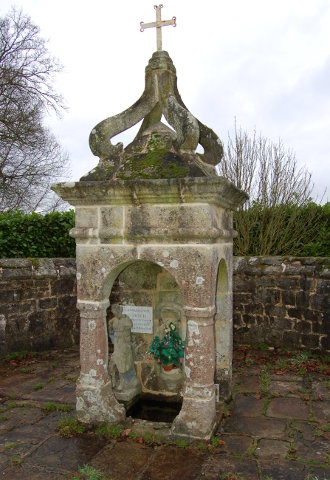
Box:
140;4;176;51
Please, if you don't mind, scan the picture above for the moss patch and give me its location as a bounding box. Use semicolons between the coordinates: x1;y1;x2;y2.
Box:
118;151;190;180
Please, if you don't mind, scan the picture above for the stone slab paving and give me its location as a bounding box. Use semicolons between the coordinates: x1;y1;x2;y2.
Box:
266;397;310;420
0;347;329;480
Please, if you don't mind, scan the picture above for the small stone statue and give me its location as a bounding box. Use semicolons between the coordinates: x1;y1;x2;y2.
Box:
109;305;141;400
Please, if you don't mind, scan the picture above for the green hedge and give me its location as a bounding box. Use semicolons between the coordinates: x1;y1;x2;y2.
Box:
0;203;329;259
233;201;330;256
0;210;75;258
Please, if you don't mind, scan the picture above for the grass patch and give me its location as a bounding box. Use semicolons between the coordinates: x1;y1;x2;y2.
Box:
33;383;45;391
197;441;207;451
286;444;297;461
254;342;270;351
96;424;122;439
5;442;17;450
220;473;242;480
245;357;254;366
308;413;317;424
0;414;8;421
58;416;85;437
210;436;220;448
10;454;22;465
5;350;30;361
291;352;310;365
246;443;257;457
20;367;33;374
262;396;271;416
275;358;289;371
176;438;187;448
260;367;270;396
143;432;155;445
42;402;73;413
69;464;108;480
232;453;243;460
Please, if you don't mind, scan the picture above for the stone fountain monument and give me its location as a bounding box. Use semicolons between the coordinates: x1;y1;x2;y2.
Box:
53;5;247;440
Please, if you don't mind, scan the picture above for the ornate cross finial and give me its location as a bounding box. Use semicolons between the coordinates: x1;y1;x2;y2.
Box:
140;4;176;51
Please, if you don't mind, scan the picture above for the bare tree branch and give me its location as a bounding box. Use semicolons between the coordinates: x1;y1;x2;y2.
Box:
218;122;319;255
0;8;69;212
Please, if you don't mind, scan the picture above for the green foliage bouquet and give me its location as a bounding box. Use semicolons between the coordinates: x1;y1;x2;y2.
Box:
148;322;185;368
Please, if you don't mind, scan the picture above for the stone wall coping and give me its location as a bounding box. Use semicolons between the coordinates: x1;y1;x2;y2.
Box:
233;256;329;276
52;177;248;210
1;256;328;279
0;258;76;279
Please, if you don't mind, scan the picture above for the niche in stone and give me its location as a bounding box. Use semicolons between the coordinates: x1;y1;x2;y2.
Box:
107;260;185;414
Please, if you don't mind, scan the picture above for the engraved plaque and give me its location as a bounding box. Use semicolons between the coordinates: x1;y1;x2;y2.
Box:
121;305;153;334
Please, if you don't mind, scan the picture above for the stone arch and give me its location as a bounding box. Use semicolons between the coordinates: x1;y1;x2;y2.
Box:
106;259;186;402
214;258;232;399
101;259;138;302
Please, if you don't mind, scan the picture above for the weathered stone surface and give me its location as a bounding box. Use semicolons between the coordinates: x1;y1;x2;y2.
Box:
295;438;330;464
109;306;141;402
269;380;303;397
233;256;329;353
235;375;260;392
56;120;243;438
91;442;154;480
267;398;310;420
142;445;206;479
201;456;259;480
312;400;330;422
256;438;290;458
2;256;328;359
0;259;79;356
258;460;309;480
1;348;329;479
222;415;287;438
84;51;226;180
221;433;252;454
232;394;264;417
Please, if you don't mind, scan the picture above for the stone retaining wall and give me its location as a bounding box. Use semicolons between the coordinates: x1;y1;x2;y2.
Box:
233;257;329;352
0;259;79;355
0;257;328;355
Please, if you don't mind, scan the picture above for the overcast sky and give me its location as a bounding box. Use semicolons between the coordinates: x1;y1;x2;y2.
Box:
1;0;329;200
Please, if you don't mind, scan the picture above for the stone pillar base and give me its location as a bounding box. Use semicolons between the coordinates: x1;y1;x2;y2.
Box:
76;378;126;424
171;393;216;440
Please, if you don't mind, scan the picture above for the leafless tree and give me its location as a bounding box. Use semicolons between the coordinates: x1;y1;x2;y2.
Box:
0;8;69;212
218;122;319;255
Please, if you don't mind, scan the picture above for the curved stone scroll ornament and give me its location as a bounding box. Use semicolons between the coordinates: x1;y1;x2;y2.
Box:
88;51;223;177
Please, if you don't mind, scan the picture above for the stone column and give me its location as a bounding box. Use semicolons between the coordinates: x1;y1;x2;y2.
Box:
76;300;125;424
215;292;233;400
215;256;233;400
172;306;216;439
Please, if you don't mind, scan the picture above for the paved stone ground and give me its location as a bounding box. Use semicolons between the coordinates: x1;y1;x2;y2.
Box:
0;346;329;480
